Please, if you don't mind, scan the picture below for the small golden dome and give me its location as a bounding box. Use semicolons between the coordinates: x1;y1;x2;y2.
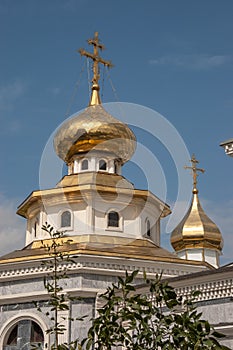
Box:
172;154;223;254
171;191;223;252
54;104;136;164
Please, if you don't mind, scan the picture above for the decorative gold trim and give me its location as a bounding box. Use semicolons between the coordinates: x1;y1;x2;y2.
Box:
0;234;209;267
17;173;171;219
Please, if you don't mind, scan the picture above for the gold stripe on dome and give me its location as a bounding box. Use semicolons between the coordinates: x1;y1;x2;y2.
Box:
53;105;136;164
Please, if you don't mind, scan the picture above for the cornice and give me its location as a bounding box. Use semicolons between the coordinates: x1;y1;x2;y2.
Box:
0;288;98;306
17;174;171;219
0;254;207;283
136;270;233;305
175;278;233;302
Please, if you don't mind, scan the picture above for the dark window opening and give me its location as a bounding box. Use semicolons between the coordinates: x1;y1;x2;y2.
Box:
81;159;88;170
108;211;119;227
99;159;107;171
34;220;38;238
146;220;151;237
6;325;18;345
31;321;44;342
61;211;71;227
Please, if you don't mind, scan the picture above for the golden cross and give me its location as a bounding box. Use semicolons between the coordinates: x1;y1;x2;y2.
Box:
78;32;113;105
184;154;205;192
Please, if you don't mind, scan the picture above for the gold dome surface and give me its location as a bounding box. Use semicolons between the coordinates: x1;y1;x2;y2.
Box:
54;104;136;164
54;33;136;164
171;155;223;252
171;191;223;252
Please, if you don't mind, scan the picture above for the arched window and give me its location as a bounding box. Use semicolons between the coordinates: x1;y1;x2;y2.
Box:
61;210;71;228
99;159;107;171
108;211;119;227
4;320;44;349
146;219;151;237
81;159;88;170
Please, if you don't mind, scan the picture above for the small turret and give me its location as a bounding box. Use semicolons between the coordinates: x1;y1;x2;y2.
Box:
171;155;223;268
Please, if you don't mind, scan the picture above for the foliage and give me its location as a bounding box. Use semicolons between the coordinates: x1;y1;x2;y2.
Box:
34;223;83;350
82;270;230;350
34;224;230;350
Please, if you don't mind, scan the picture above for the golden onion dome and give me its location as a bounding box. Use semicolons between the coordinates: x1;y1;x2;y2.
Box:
54;32;136;164
171;154;223;254
54;104;136;164
171;190;223;252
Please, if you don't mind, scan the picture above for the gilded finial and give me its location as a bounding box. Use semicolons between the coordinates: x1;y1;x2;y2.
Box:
184;154;205;194
78;32;113;106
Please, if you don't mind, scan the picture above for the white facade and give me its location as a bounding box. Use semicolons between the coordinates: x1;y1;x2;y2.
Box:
23;161;166;247
177;248;220;268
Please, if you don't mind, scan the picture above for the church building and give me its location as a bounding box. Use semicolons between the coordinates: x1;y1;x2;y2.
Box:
0;33;232;349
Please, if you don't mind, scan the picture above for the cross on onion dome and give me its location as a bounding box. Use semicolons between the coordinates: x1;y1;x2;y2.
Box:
184;154;205;194
78;32;113;106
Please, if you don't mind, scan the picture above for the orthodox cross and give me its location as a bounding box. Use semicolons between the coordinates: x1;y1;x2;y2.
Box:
184;154;205;192
78;32;113;105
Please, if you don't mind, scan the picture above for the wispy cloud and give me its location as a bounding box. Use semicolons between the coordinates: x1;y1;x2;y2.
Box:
149;54;232;70
48;87;62;96
0;194;25;257
62;0;86;10
7;120;21;133
0;80;26;111
0;119;22;136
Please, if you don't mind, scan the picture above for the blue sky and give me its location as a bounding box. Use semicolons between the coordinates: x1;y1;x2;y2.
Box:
0;0;233;264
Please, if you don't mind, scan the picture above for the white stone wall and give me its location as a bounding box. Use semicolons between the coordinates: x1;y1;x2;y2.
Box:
177;248;219;268
25;190;163;247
